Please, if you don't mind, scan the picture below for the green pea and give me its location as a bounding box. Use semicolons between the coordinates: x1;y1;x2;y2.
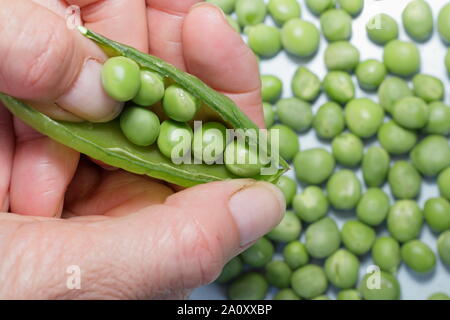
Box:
305;0;335;15
283;241;309;269
132;70;165;107
275;176;297;206
357;188;390;226
345;98;384;138
412;74;444;103
226;15;241;33
241;237;274;267
383;40;420;77
312;295;330;300
438;230;450;266
331;132;363;167
216;256;243;283
324;41;360;72
247;24;282;58
424;197;450;233
157;120;193;159
366;13;399;45
323;71;355;104
359;271;400;300
424;102;450;136
224;139;263;177
313;102;345;139
356;59;387;91
163;84;200;122
120;106;160;147
446;48;450;73
388;161;422;200
281;19;320;57
377;120;417;155
235;0;266;27
261;75;283;103
293;186;329;223
207;0;236;14
337;289;362;300
326;170;361;210
270;124;300;161
273;289;301;300
291;265;328;299
438;167;450;201
263;102;275;128
378;77;413;113
337;0;363;16
325;249;360;289
305;217;341;259
267;211;302;243
401;240;436;273
276;98;313;132
265;260;292;288
411;135;450;177
101;56;141;102
392;96;429;130
192;122;227;164
438;3;450;44
268;0;301;25
387;200;423;243
402;0;433;42
291;67;321;102
372;236;401;273
341;220;376;255
228;272;269;300
362;146;390;188
294;148;335;185
320;9;352;42
428;293;450;300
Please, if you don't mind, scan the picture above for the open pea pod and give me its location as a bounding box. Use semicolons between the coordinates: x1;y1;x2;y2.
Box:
0;27;289;187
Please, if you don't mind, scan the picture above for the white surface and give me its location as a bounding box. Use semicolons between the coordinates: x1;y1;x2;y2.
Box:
192;0;450;300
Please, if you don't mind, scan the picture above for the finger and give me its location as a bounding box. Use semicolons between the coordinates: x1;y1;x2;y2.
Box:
183;4;264;127
0;0;122;122
0;105;14;212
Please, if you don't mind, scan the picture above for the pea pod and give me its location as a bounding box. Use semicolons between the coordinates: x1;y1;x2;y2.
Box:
0;27;288;187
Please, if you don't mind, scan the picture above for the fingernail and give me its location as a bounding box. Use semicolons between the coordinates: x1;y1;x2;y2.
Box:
190;2;227;20
56;59;124;123
228;182;285;246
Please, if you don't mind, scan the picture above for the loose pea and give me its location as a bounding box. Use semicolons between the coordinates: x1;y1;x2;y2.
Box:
392;96;429;130
357;188;390;226
267;211;302;243
424;197;450;233
120;107;160;147
132;70;165;107
323;71;355;104
276;98;313;132
281;19;320;57
224;139;263;177
438;167;450;201
412;74;444;103
226;15;241;33
387;200;423;243
247;24;282;58
402;0;433;42
291;67;321;102
263;102;275;128
293;148;335;185
241;237;274;267
345;98;384;138
331;132;363;167
437;230;450;266
438;3;450;44
428;293;450;300
337;0;363;16
163;84;200;122
372;236;401;273
362;146;390;188
207;0;236;14
324;41;360;72
261;75;282;103
270;124;300;161
326;170;361;210
366;13;398;45
293;186;329;223
273;289;301;300
446;48;450;73
101;56;141;102
157;120;193;159
341;220;376;255
268;0;301;25
325;249;360;289
305;217;341;259
359;271;400;300
383;40;421;77
313;102;345;139
424;102;450;136
305;0;335;15
401;240;436;273
216;256;243;283
312;295;330;300
291;265;328;299
235;0;266;27
411;135;450;177
378;77;413;113
377;120;417;155
283;241;309;269
275;176;297;206
320;9;352;42
337;289;362;300
388;161;422;199
356;59;387;91
265;260;292;289
228;272;269;300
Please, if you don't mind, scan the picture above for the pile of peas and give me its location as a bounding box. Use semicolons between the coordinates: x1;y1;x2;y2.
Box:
212;0;450;300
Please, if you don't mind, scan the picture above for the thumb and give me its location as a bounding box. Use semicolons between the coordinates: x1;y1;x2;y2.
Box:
0;0;122;122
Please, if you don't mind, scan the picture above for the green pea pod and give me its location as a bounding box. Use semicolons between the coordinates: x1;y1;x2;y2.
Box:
0;27;288;187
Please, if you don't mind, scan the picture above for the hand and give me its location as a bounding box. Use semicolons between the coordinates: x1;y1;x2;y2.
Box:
0;0;284;299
